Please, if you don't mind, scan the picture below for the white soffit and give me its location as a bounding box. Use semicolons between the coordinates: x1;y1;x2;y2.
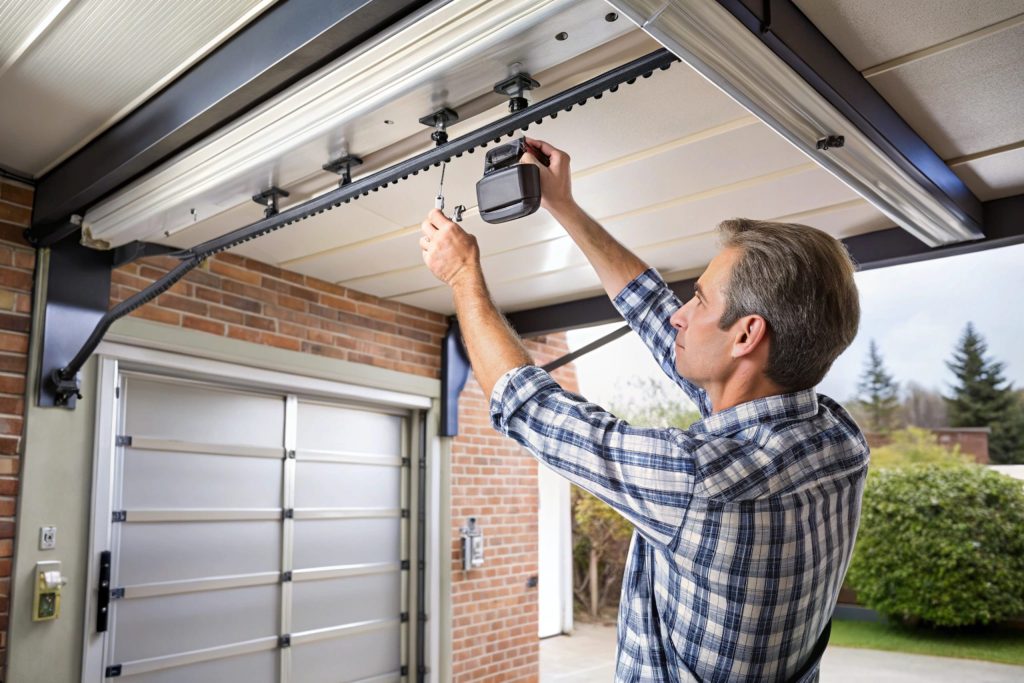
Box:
0;0;277;176
606;0;987;247
794;0;1024;203
81;0;635;249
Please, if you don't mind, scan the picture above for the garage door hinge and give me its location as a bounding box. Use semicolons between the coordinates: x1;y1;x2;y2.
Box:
285;449;296;459
401;508;410;518
105;664;122;677
115;435;132;447
400;611;409;622
400;665;408;676
111;510;127;522
418;612;428;623
282;508;294;519
278;634;291;648
401;560;410;570
111;587;124;600
402;457;410;467
281;571;292;582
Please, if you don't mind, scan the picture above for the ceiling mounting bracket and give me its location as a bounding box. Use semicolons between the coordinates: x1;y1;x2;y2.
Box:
322;155;363;186
418;107;459;146
494;72;541;113
252;186;290;218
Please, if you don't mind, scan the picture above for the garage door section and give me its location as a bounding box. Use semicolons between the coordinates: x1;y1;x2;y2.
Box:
101;373;410;682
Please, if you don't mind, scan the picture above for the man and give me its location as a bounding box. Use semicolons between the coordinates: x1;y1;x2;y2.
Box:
420;138;869;682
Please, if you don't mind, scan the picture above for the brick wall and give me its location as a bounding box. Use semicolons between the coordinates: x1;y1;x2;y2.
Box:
0;199;573;680
111;253;447;378
451;335;578;682
0;179;35;681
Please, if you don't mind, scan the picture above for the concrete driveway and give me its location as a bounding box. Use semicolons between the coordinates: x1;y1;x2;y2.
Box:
540;623;1024;682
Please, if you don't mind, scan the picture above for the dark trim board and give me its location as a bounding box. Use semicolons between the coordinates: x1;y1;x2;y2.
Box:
507;193;1024;338
28;0;431;244
716;0;981;227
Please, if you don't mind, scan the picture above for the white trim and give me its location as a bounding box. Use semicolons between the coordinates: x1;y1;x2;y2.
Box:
80;357;120;683
97;340;431;409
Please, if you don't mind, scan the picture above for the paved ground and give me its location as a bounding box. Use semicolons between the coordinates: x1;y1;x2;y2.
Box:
540;623;1024;682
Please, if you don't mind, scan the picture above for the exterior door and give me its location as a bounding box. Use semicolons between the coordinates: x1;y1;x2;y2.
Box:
97;371;412;682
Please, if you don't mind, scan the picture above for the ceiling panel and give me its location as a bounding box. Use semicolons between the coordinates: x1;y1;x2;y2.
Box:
0;0;275;175
951;146;1024;201
793;0;1024;71
865;22;1024;159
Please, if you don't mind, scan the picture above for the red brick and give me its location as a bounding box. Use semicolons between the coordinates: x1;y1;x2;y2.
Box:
0;203;30;227
0;376;23;395
0;313;29;334
0;268;32;291
209;259;262;285
130;306;181;326
0;480;17;496
0;182;32;207
182;315;225;336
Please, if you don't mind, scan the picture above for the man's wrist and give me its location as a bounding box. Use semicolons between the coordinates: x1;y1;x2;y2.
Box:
449;264;485;294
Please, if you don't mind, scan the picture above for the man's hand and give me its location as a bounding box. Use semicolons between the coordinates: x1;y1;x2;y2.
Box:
521;138;576;216
420;208;481;287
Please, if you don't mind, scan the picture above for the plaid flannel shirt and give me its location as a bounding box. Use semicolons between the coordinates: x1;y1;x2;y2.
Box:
490;269;869;682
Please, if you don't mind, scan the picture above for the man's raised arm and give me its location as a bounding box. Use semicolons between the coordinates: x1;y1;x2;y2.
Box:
522;138;648;299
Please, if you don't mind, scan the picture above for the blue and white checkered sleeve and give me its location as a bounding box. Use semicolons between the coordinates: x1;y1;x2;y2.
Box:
491;365;696;547
613;268;711;416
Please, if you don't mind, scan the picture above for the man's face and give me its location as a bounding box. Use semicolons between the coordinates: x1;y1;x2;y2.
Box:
670;247;742;387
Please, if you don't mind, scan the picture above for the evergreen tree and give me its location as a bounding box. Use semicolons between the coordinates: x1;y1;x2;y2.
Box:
945;323;1023;463
857;340;901;433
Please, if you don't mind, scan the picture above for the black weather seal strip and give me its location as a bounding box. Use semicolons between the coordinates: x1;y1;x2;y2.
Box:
48;48;678;405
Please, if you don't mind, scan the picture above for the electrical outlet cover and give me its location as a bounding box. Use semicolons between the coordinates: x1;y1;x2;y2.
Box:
40;526;56;550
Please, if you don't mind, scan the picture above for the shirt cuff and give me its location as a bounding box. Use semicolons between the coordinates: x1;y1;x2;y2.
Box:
489;365;558;434
612;268;668;319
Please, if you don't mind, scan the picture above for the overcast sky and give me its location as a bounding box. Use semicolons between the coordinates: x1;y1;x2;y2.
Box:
566;241;1024;409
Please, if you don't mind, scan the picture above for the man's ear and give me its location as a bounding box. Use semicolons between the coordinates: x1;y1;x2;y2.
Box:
731;314;770;358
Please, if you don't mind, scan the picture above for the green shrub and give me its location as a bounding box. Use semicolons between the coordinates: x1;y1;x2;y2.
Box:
847;464;1024;626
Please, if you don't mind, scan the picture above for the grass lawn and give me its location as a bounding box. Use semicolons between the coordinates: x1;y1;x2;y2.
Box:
831;619;1024;665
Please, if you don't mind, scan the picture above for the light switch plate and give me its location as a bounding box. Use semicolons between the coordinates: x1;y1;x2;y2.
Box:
39;526;56;550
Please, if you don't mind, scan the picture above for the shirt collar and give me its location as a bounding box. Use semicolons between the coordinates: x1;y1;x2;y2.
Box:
689;388;820;436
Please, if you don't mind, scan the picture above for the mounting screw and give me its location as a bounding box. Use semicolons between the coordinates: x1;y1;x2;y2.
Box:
494;72;541;113
323;155;363;187
419;108;459;147
816;135;845;151
252;187;290;218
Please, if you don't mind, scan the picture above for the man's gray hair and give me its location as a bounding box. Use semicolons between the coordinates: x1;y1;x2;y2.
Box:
717;218;860;392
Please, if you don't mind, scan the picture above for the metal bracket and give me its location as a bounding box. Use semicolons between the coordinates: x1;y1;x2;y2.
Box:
112;241;182;268
440;319;471;437
322;155;363;186
281;571;292;582
105;665;122;678
38;239;114;408
282;508;294;519
494;72;540;113
816;135;845;150
252;186;290;218
278;634;291;648
110;587;125;600
115;435;133;447
111;510;127;523
418;107;459;146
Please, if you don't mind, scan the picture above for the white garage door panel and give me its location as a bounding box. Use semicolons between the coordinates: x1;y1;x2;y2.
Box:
292;629;401;683
124;448;283;508
126;650;279;683
118;521;282;585
296;461;400;509
292;573;401;632
124;376;285;447
98;370;414;682
293;519;402;569
113;585;280;662
297;401;404;455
